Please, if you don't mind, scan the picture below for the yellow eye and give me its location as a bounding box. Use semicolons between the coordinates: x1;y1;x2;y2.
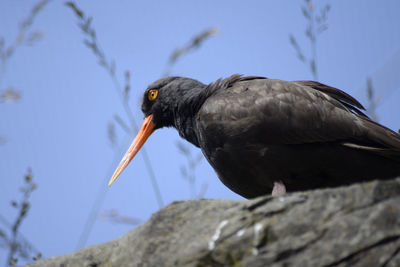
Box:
148;89;158;101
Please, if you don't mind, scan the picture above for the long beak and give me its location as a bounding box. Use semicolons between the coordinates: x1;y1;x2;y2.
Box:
108;114;155;187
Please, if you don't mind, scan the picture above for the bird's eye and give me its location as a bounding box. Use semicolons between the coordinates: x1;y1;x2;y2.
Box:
148;89;158;101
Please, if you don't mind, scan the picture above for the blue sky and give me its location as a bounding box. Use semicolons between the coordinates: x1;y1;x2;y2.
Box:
1;0;400;264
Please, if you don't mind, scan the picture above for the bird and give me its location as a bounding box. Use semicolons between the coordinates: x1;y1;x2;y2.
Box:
108;74;400;198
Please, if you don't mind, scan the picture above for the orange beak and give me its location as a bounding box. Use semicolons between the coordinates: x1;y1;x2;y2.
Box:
108;114;156;187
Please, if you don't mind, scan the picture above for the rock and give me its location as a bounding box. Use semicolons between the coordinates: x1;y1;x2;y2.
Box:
28;178;400;267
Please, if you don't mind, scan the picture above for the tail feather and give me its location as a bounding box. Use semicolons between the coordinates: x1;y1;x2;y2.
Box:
362;118;400;150
343;117;400;162
342;142;400;162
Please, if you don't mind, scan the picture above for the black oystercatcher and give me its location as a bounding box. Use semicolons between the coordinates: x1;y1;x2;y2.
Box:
108;74;400;198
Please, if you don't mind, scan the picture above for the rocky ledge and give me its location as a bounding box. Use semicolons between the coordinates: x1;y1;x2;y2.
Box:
28;178;400;266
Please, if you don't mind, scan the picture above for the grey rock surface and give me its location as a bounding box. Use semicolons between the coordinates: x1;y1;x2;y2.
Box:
28;178;400;267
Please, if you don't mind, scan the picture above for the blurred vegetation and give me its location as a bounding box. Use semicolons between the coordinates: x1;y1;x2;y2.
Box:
66;2;163;209
0;0;50;104
163;27;218;76
0;169;41;266
1;1;50;265
366;77;380;121
99;209;142;226
176;142;207;199
0;0;50;145
289;0;330;81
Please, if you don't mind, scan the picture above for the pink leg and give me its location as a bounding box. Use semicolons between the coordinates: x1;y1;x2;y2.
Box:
272;180;286;196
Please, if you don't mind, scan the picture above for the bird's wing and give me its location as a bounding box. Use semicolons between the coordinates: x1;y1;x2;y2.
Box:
294;80;368;117
197;76;400;152
294;80;400;151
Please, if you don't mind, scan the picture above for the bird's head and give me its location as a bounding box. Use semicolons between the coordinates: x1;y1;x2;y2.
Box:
141;76;181;129
108;76;205;187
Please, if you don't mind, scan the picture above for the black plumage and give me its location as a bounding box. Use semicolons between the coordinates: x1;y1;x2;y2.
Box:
109;74;400;198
